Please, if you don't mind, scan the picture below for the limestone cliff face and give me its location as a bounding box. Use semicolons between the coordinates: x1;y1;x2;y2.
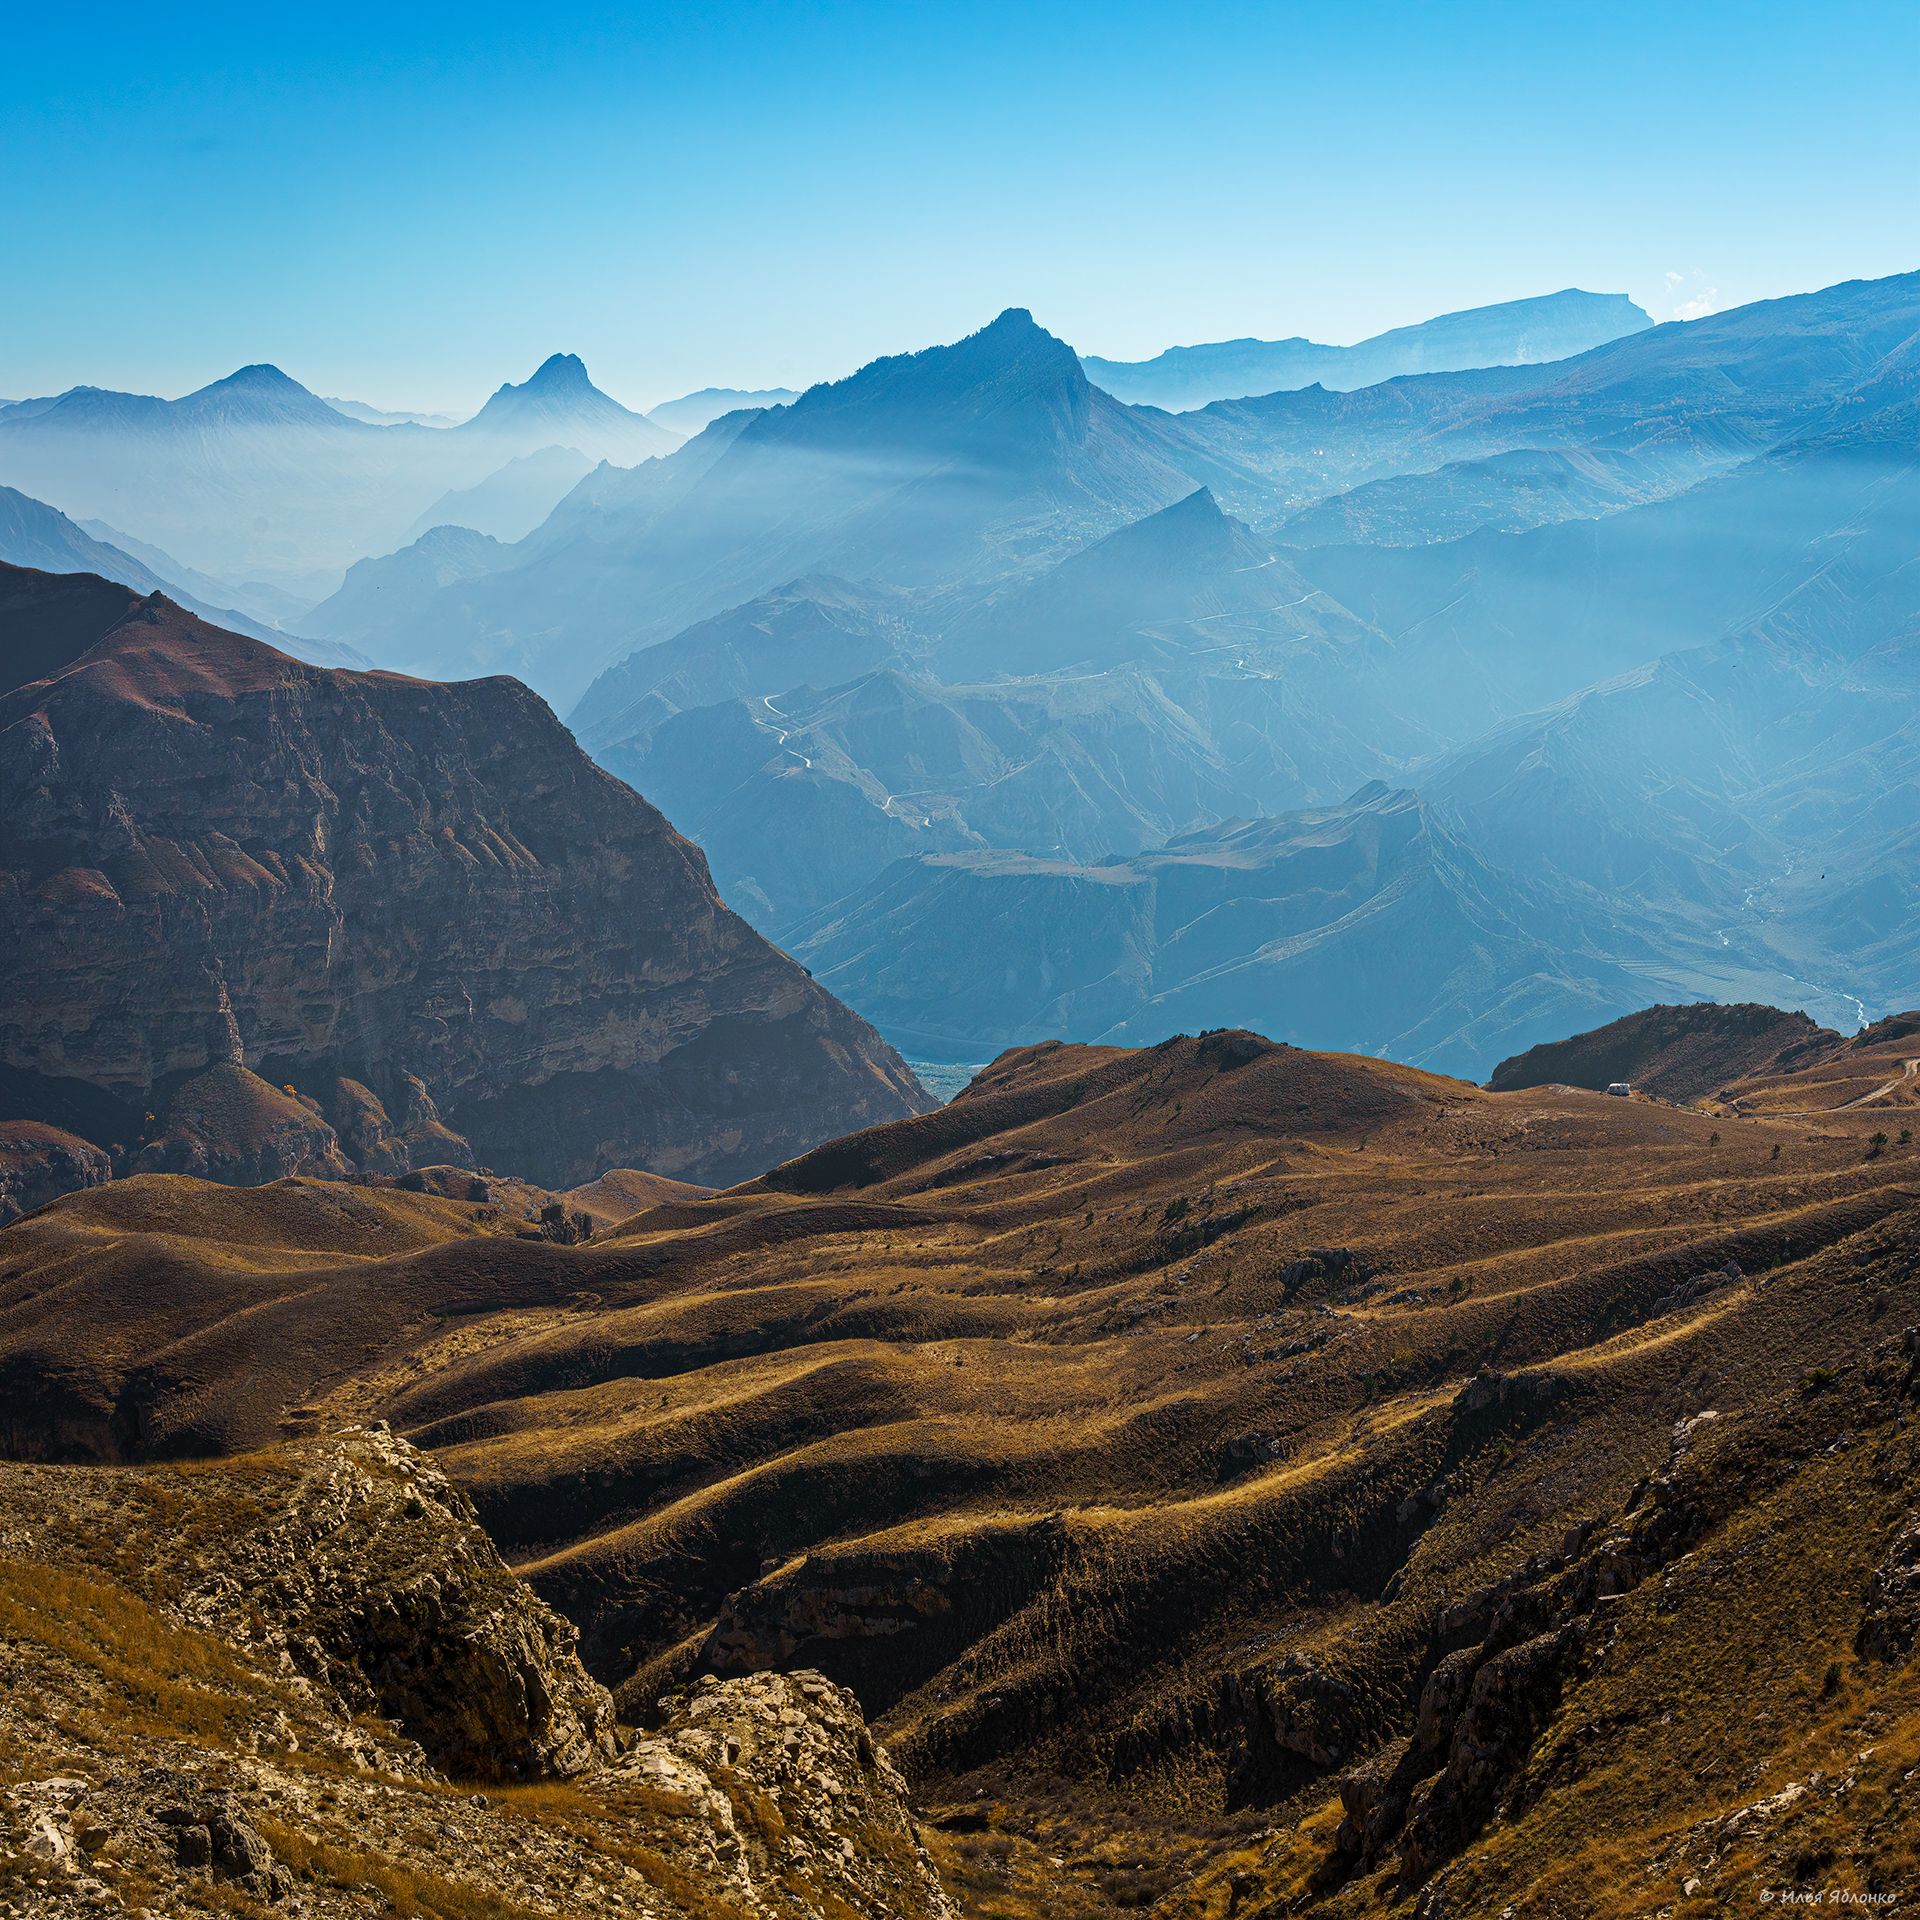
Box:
175;1425;622;1782
0;565;930;1190
0;1430;955;1920
0;1120;111;1224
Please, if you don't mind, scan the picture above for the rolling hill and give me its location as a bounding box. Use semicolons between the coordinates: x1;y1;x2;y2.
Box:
3;1022;1918;1915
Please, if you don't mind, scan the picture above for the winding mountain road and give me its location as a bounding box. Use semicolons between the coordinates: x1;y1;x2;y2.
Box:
1839;1056;1920;1109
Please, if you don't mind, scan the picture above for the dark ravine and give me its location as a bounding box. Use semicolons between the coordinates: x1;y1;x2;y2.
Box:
0;564;930;1205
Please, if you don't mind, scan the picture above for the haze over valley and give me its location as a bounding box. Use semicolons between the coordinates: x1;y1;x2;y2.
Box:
12;273;1904;1080
6;5;1920;1914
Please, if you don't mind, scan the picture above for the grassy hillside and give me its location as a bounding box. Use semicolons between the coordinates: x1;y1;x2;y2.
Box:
3;1027;1918;1912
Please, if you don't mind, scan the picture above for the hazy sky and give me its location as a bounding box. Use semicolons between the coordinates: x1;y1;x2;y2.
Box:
6;0;1918;414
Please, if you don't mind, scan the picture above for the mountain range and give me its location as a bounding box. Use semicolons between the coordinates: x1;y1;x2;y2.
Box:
787;784;1650;1073
8;259;1920;1920
309;308;1250;711
0;483;365;665
0;352;678;597
11;270;1920;1082
572;271;1920;1072
645;384;801;435
1080;287;1653;408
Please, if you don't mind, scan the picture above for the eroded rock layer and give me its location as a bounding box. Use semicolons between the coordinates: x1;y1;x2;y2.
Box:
0;1428;953;1920
0;564;929;1195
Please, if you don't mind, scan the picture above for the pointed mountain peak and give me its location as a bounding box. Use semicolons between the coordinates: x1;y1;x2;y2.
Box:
466;353;637;428
1098;486;1244;561
1161;485;1227;524
924;307;1088;411
524;352;593;392
176;363;342;428
206;363;307;393
763;307;1091;462
964;307;1075;364
455;355;677;455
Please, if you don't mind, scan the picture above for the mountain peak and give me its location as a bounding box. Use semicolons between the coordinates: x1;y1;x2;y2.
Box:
176;363;342;428
1161;484;1226;524
525;352;593;392
1092;484;1245;566
466;354;633;428
939;307;1087;402
208;363;305;392
967;307;1072;362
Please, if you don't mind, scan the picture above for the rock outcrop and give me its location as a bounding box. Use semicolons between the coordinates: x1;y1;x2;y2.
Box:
0;1120;110;1224
0;1430;954;1920
169;1426;620;1781
0;565;929;1198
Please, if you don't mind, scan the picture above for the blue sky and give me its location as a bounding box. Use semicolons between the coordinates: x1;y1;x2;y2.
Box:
5;0;1918;413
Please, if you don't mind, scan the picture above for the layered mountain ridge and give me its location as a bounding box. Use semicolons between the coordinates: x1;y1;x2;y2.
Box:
314;308;1248;711
1081;287;1653;409
578;272;1920;1069
0;351;675;593
0;564;928;1204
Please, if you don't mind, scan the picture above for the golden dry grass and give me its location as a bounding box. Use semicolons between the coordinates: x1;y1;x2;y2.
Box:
6;1029;1920;1914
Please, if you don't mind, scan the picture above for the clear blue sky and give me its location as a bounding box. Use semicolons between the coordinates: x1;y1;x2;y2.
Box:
5;0;1918;413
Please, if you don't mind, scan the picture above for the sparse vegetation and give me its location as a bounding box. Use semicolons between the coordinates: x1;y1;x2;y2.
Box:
5;1028;1920;1917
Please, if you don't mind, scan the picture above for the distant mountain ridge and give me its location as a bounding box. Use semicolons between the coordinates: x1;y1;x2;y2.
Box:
323;307;1253;712
404;444;596;543
324;396;458;426
1082;289;1652;409
646;386;800;436
1183;271;1920;515
0;484;364;666
786;783;1649;1073
14;271;1920;1090
457;352;679;460
0;353;673;588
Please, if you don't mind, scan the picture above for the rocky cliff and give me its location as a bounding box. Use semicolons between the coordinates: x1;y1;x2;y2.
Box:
0;564;929;1196
0;1428;954;1920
